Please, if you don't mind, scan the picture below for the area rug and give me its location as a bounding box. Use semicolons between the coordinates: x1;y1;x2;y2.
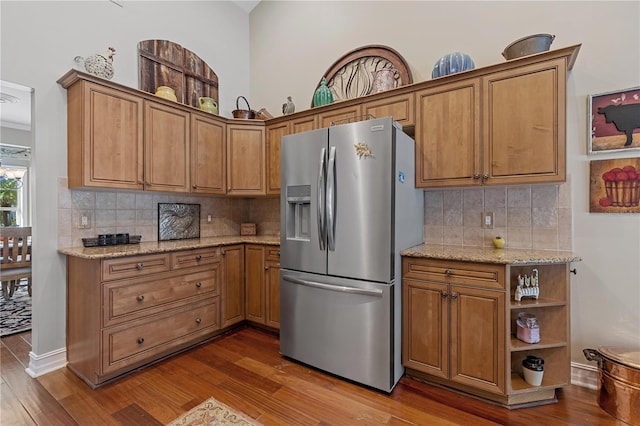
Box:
167;397;261;426
0;284;31;337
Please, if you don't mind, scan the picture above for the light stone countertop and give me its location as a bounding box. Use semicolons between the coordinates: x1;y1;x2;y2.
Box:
58;235;280;260
401;243;581;265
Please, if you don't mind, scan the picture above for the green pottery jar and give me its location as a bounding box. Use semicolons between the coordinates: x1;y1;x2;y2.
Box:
313;77;334;107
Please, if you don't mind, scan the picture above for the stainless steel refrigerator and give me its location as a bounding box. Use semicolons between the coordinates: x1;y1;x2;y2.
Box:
279;116;424;392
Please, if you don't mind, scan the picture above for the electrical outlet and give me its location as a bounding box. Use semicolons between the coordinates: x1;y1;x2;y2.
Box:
207;215;212;223
482;211;494;229
79;212;92;229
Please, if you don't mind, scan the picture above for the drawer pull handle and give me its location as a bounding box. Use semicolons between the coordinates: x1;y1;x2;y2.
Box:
196;282;202;288
445;269;452;276
195;318;202;324
441;290;448;298
137;337;145;344
196;255;202;261
137;295;145;302
451;292;459;299
264;266;269;271
136;263;144;271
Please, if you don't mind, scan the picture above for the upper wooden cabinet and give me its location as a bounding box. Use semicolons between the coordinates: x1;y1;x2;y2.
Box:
144;100;190;192
226;122;266;196
191;112;226;194
318;104;362;128
362;92;415;126
265;122;291;196
415;54;573;188
65;81;144;190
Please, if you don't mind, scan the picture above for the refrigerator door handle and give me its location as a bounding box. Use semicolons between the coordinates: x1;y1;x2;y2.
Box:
326;146;337;251
317;147;326;251
282;275;383;297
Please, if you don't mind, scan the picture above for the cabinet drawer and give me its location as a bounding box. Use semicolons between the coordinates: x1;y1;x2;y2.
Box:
403;258;504;290
102;297;219;374
103;268;220;326
102;254;171;281
265;246;280;263
171;247;221;270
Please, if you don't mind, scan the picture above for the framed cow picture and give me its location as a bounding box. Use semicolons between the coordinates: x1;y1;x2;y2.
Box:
588;87;640;154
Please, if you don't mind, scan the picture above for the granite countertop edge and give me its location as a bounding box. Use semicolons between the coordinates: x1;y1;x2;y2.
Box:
58;235;280;259
400;244;582;265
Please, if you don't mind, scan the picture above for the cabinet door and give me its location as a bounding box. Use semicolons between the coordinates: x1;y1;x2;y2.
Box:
483;59;566;185
191;113;226;194
68;82;144;189
291;115;317;133
402;278;448;379
265;255;280;329
144;101;190;192
266;122;291;196
244;244;265;324
226;124;266;196
450;285;505;394
221;245;245;328
362;92;415;127
415;80;481;188
318;105;362;128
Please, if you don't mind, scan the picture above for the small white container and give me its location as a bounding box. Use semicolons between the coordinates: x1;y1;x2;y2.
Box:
523;366;544;386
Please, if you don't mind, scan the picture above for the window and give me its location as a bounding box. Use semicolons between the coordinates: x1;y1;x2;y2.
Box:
0;165;28;226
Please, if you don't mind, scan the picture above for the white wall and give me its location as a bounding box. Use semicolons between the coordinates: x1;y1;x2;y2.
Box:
249;1;640;366
0;1;250;357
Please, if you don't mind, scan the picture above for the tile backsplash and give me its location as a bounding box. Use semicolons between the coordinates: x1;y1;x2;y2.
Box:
58;177;571;251
57;177;281;248
423;179;572;250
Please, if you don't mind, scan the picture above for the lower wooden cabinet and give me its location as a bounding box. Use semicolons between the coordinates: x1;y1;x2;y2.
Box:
402;256;571;407
66;248;222;387
220;244;246;328
245;244;280;329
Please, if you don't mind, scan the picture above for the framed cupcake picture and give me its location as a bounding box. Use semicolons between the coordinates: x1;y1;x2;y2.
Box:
588;87;640;154
589;158;640;213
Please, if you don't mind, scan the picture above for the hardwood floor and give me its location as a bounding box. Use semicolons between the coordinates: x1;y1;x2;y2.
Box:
1;327;623;425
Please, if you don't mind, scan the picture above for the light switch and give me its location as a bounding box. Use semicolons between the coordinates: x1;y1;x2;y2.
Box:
483;212;494;229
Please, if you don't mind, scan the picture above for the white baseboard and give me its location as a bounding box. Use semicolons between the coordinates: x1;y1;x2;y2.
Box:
25;348;67;378
571;361;598;390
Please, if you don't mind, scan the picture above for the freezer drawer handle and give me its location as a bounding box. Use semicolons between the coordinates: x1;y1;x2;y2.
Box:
283;276;383;297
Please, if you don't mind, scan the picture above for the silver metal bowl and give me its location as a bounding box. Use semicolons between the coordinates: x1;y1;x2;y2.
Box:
502;34;556;60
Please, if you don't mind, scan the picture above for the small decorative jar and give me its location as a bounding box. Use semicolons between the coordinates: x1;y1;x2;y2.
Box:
492;236;505;249
432;52;475;79
313;77;334;107
198;97;218;114
522;355;544;386
371;68;396;94
155;86;177;102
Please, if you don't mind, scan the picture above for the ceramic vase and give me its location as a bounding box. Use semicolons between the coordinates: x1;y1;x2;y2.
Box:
432;52;475;79
313;77;334;107
198;97;218;114
155;86;177;102
492;236;505;249
371;68;396;94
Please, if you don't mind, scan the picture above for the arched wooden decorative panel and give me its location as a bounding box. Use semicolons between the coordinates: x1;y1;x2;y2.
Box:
311;45;413;106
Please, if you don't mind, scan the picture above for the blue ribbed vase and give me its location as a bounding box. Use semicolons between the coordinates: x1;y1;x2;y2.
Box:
432;52;475;78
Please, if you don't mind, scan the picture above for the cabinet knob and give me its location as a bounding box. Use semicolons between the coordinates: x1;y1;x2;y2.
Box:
196;255;202;261
445;269;452;276
451;292;459;299
441;290;448;298
136;263;144;270
192;185;198;189
220;249;226;256
137;295;145;302
195;318;202;324
473;173;481;180
196;282;202;288
137;337;145;344
482;173;489;180
264;266;269;271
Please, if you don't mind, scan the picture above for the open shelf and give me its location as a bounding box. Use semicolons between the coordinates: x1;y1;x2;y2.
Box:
508;347;569;393
510;336;567;351
510;297;566;309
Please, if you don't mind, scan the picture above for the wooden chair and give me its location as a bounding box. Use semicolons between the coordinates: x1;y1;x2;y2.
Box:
0;227;32;299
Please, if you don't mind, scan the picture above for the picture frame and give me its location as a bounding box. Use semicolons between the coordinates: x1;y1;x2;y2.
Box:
588;87;640;154
158;203;201;241
589;158;640;213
